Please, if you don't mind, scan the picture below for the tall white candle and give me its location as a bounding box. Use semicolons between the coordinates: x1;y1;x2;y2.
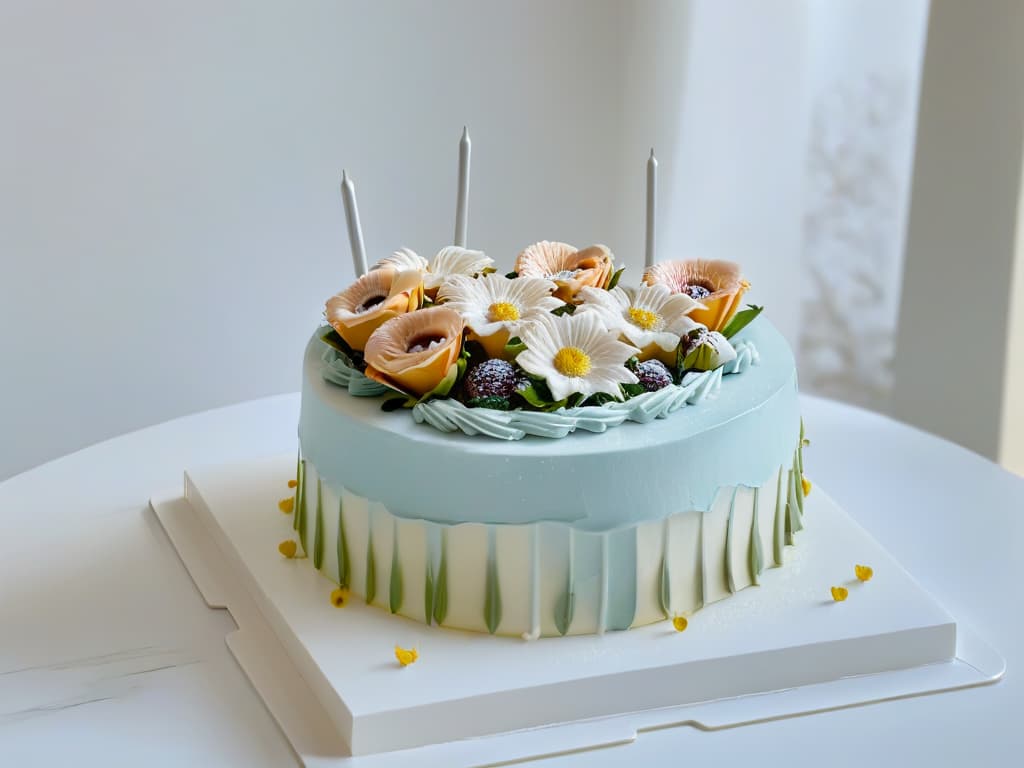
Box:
454;126;471;247
645;148;657;271
341;169;368;278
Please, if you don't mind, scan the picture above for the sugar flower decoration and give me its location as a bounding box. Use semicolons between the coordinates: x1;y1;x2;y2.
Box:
514;241;614;303
855;565;873;582
395;645;418;667
364;306;465;398
643;259;750;331
672;615;689;632
436;272;562;358
577;283;705;364
330;587;350;607
517;312;639;402
830;586;849;602
374;246;494;297
277;497;294;514
326;269;424;351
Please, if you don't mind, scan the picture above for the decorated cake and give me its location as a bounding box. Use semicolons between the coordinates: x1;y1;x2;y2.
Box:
278;135;807;639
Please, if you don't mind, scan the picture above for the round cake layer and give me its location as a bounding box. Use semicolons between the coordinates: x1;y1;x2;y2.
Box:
284;458;805;637
298;319;800;533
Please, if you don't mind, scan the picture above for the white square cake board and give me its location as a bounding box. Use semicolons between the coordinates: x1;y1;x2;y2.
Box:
151;456;1004;766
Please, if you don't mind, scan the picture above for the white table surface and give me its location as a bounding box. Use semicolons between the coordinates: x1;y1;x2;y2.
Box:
2;393;1021;766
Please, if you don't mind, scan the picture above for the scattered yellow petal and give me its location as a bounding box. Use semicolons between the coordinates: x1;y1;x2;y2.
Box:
855;564;874;582
287;479;298;489
395;645;418;667
801;476;812;496
330;587;350;607
278;540;298;559
831;586;849;602
672;615;688;633
278;497;295;514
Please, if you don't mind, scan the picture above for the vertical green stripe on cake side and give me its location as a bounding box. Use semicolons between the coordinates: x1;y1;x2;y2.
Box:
432;528;449;625
313;477;324;570
296;460;309;554
554;529;576;636
389;520;403;614
658;518;671;618
292;457;303;533
749;487;763;585
336;496;350;588
605;527;637;631
773;468;785;565
365;530;377;605
424;561;434;626
483;529;502;634
794;449;806;517
786;460;804;544
725;488;738;594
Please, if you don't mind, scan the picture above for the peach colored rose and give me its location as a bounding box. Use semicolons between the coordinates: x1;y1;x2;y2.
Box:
325;269;424;351
513;241;614;303
642;259;749;331
364;306;465;398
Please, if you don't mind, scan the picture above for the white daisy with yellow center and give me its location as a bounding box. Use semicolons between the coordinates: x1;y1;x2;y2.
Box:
517;312;640;402
436;273;563;358
374;246;494;294
577;283;705;363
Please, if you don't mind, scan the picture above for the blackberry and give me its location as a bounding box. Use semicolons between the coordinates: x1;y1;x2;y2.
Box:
464;359;519;400
636;359;673;392
684;284;712;300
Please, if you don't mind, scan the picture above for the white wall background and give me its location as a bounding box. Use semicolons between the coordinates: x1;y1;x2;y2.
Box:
1;0;820;480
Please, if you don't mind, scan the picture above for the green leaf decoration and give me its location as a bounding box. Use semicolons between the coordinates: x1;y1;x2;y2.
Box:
721;304;764;339
467;396;511;411
503;336;527;357
505;271;519;279
625;356;640;372
336;496;350;588
381;397;412;412
313;477;325;570
424;563;434;626
551;303;576;316
621;382;646;399
682;339;716;372
553;587;575;637
658;556;671;618
389;535;403;614
433;532;449;625
582;392;616;407
606;265;626;291
515;382;568;412
413;361;460;405
365;533;377;605
319;327;349;353
483;546;502;635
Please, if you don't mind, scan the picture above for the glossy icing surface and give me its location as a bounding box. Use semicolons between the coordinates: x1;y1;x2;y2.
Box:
298;319;800;532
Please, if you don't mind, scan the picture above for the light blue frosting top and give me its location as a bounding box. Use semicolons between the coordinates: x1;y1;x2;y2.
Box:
298;319;800;532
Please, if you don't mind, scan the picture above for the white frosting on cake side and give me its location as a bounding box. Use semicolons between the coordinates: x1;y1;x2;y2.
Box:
288;458;806;637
